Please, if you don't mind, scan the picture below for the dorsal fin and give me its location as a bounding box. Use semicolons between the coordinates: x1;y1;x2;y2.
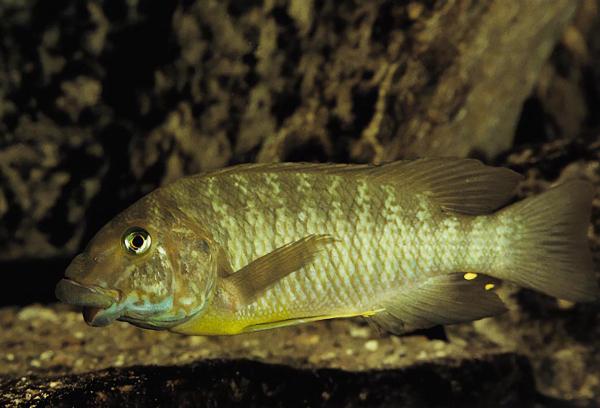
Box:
195;158;522;215
191;162;376;179
366;158;522;214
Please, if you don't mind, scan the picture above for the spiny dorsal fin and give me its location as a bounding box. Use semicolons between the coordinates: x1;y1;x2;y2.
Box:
222;234;337;306
197;158;521;215
193;162;376;179
369;273;506;335
366;158;523;214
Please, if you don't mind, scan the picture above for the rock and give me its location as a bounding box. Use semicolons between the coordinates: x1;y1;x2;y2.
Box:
0;305;504;377
0;0;582;262
0;356;536;408
0;305;540;407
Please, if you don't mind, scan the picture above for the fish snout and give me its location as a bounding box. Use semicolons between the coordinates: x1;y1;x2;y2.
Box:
55;279;122;327
55;279;116;309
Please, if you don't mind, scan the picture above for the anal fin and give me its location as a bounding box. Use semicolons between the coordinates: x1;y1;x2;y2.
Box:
243;309;383;333
243;315;331;333
369;273;506;335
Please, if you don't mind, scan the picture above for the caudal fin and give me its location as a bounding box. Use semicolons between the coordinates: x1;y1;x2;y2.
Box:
498;180;598;302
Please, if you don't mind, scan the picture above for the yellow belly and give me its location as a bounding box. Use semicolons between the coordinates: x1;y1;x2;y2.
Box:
170;305;383;336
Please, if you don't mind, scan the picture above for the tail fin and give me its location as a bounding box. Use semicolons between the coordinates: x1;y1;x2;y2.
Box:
498;180;598;302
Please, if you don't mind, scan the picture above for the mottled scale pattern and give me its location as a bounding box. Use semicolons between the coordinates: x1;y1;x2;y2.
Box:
176;168;506;327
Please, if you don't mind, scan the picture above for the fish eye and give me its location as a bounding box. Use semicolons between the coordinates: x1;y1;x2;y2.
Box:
122;227;152;255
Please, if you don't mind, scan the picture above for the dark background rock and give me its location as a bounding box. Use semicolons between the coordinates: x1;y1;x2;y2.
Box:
1;0;600;406
0;0;583;263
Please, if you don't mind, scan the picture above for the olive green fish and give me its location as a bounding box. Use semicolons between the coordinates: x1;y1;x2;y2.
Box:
55;158;598;335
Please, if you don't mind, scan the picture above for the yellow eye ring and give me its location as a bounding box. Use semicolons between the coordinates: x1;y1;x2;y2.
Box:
122;227;152;255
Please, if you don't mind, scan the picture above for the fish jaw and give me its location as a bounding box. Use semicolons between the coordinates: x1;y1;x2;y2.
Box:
83;304;122;327
55;278;122;326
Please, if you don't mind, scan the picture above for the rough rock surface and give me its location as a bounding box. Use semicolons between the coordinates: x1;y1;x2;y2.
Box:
0;306;540;407
0;0;580;262
0;357;536;408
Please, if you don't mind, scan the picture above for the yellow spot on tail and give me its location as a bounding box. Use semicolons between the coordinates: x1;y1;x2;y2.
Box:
484;283;495;291
463;272;478;281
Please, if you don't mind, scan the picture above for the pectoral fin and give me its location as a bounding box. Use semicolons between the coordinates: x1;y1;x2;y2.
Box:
222;234;337;306
216;247;234;278
369;273;506;335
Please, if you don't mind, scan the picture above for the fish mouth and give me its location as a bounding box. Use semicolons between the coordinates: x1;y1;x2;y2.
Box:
82;306;119;327
55;278;121;327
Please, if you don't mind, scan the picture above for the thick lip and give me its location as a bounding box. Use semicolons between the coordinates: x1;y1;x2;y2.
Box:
82;306;121;326
55;279;123;327
55;278;117;308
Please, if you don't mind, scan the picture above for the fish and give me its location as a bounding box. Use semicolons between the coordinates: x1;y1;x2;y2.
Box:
55;158;598;335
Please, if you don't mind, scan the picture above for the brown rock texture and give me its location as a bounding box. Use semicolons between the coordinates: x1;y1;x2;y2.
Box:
0;0;581;262
0;306;538;407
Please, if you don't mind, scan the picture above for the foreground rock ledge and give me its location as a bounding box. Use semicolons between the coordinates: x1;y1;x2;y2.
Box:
0;304;543;407
2;355;536;407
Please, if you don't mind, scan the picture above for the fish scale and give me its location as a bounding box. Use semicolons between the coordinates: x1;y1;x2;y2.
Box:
183;170;436;324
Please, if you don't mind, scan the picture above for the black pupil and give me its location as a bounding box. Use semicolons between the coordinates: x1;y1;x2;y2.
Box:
131;234;144;249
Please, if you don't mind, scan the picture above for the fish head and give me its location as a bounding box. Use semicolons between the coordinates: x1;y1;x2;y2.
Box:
55;192;219;330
